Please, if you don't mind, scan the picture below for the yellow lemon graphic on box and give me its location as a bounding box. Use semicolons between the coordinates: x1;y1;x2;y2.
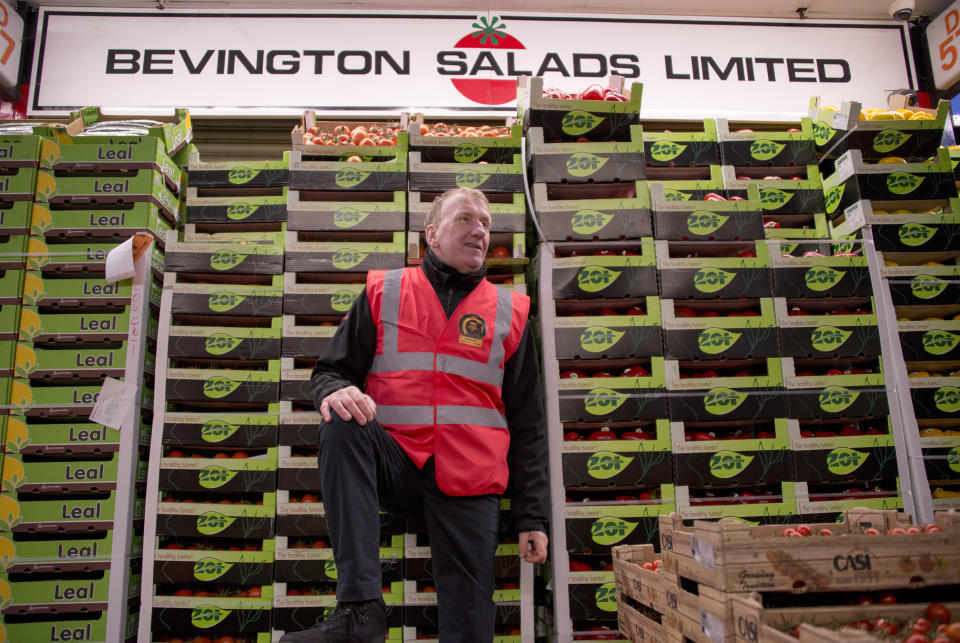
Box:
0;496;21;531
2;458;25;492
26;238;50;271
18;308;42;341
0;575;11;609
0;534;15;567
13;344;38;378
21;273;45;306
5;417;28;452
34;170;57;201
9;381;32;408
38;138;61;169
30;203;52;235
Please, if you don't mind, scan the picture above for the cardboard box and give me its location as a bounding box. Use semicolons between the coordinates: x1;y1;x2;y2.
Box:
527;125;645;184
7;378;151;418
31;201;173;244
661;298;778;360
282;273;363;316
883;260;960;306
646;164;725;201
154;492;276;540
168;273;283;317
153;540;275;585
831;198;960;252
165;361;281;404
162;408;280;448
921;433;960;482
288;147;407;192
281;315;337;359
768;240;872;298
287;188;405;231
278;404;322;446
150;592;272;634
666;387;787;423
277;446;321;491
274;534;402;583
180;223;286;245
671;418;792;487
809;96;949;161
167;319;283;360
786;385;889;420
550;241;657;299
24;236;164;275
13;342;128;379
285;229;406;273
910;379;960;419
565;491;676;556
67;106;192;155
0;134;50;169
164;231;284;275
716;117;817;166
518;75;642;142
18;306;132;343
0;489;144;532
43;136;183;194
189;150;290;188
1;452;120;494
899;319;960;361
788;419;898;483
4;415;148;454
556;358;667;422
553;296;662;359
0;166;39;202
0;201;32;235
280;358;311;404
657;240;772;300
185;185;288;224
652;182;764;241
531;180;650;241
561;420;672;487
822;149;957;220
33;168;181;225
781;356;884;389
408;190;525;232
409;150;524;193
763;212;830;240
406;117;521;163
0;235;27;270
159;448;279;493
642;119;719;167
721;164;825;214
794;480;902;514
775;298;880;359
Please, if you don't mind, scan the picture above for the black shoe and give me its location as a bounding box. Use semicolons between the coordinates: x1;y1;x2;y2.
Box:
279;597;387;643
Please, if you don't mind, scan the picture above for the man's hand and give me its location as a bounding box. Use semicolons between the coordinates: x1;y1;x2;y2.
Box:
320;386;377;425
518;530;548;564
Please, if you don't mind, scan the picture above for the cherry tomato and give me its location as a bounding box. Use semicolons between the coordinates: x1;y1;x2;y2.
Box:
877;592;898;604
490;246;511;259
911;618;932;635
927;603;952;623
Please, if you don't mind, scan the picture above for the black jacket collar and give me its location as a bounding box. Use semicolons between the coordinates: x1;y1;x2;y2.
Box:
421;248;487;292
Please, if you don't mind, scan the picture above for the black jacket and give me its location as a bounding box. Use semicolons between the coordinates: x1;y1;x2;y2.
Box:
310;249;549;535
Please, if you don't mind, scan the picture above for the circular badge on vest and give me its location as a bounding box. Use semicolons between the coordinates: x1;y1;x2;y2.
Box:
458;314;487;347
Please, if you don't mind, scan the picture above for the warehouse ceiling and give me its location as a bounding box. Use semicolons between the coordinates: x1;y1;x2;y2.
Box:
18;0;959;22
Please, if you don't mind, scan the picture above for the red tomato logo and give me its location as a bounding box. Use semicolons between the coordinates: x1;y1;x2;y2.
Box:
450;16;525;105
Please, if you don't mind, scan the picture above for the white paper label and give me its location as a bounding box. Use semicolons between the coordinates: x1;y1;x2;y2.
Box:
89;376;137;430
691;535;715;570
700;609;725;643
105;237;136;283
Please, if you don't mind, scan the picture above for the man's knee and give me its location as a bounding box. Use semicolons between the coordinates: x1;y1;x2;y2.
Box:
317;415;375;451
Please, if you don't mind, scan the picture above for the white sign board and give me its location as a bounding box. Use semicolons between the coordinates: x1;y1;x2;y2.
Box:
0;0;22;88
927;0;960;90
30;9;915;119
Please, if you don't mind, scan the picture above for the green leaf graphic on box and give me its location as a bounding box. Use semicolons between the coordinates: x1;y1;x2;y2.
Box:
335;168;370;188
334;208;369;229
325;558;338;579
811;326;852;352
580;326;625;353
202;420;241;443
813;121;836;147
210;250;245;271
911;275;946;300
587;451;635;479
805;267;845;292
935;386;960;413
566;152;609;177
194;557;233;581
898;223;936;247
709;451;754;478
197;512;237;536
819;386;859;413
824;185;844;214
948;446;960;473
455;170;489;189
454;144;485;163
562;110;604;136
594;582;618;612
886;172;924;195
650;141;687;162
704;388;747;416
203;377;242;399
873;129;911;153
209;293;246;313
663;189;692;202
585;388;628;416
922;330;960;356
577;266;621;293
698;328;741;355
191;604;232;628
226;203;257;221
332;249;369;270
205;333;243;356
591;517;638;546
750;140;786;161
826;447;868;475
760;188;793;208
571;209;614;235
331;290;359;313
228;167;261;185
694;268;736;293
687;211;728;235
198;465;238;490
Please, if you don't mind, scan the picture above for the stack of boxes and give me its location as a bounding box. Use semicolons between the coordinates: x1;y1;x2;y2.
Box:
0;108;189;643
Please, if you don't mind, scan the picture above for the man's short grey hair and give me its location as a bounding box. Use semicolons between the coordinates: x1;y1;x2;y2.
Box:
425;187;490;229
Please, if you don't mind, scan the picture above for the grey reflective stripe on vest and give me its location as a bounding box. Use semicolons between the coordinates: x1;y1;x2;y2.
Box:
378;404;507;429
370;269;515;389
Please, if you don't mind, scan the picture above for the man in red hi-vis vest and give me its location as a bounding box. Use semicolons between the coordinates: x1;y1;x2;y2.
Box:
280;188;549;643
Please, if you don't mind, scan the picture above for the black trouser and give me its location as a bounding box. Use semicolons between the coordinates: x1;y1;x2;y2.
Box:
317;415;500;642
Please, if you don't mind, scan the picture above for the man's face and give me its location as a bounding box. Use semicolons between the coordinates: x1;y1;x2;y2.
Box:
426;192;491;274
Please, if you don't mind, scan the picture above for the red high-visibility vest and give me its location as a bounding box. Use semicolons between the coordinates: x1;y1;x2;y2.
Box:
365;267;530;496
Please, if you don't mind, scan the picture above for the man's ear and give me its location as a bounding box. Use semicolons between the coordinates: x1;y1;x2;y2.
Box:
425;224;437;247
